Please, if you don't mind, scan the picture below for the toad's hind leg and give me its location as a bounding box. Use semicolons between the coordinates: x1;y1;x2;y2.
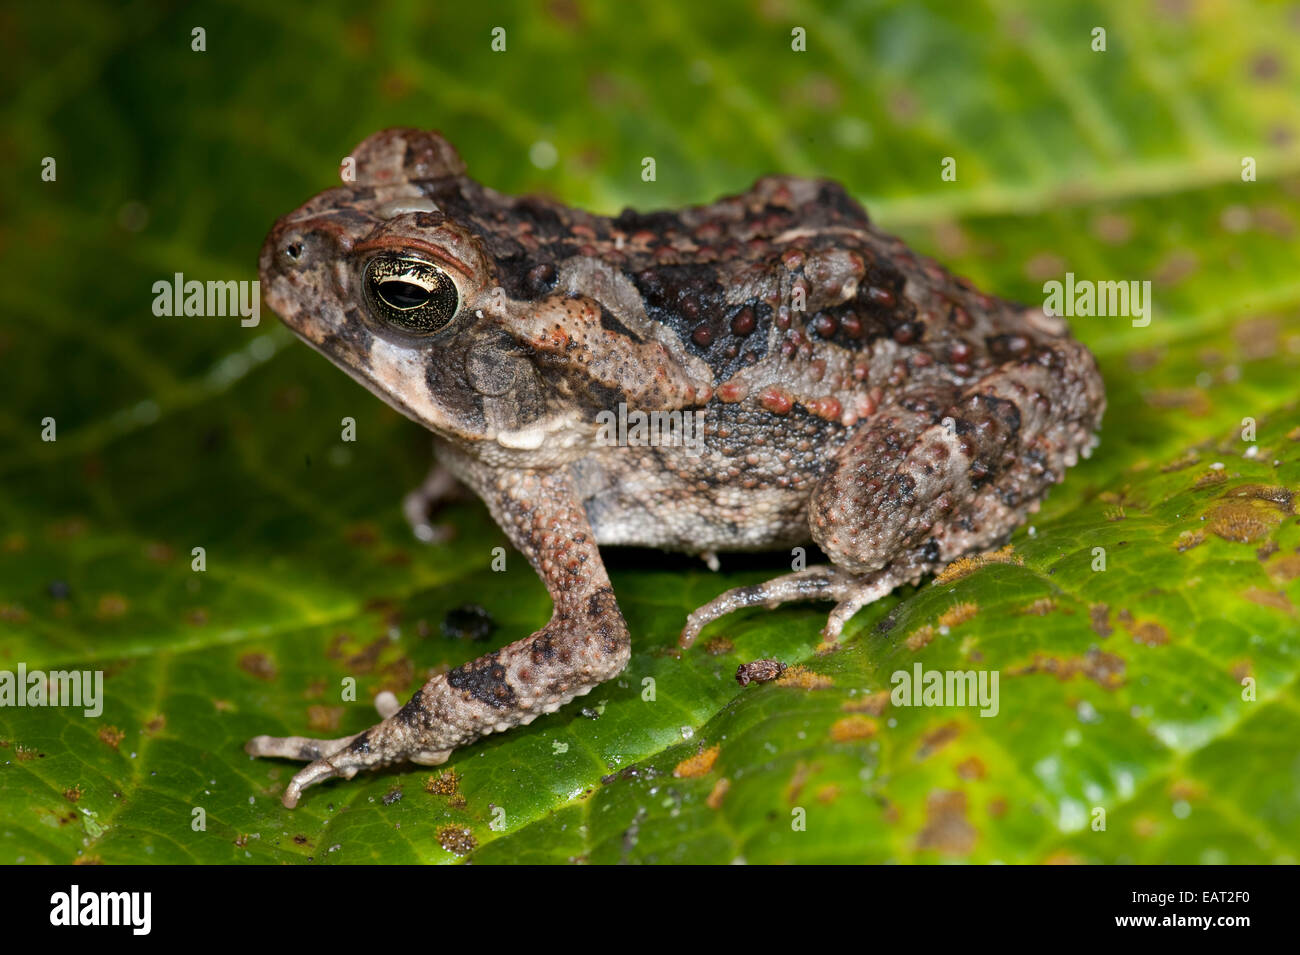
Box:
678;565;907;647
679;396;959;650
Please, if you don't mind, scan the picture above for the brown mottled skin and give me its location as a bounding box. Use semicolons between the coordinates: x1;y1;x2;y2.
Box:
246;128;1105;806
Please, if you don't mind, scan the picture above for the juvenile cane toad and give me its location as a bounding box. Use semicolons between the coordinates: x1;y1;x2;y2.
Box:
247;128;1105;806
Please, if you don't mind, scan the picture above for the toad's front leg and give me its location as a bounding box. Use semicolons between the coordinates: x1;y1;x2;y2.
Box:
245;467;630;808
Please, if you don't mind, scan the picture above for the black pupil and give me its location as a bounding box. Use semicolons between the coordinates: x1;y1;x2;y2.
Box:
378;280;431;310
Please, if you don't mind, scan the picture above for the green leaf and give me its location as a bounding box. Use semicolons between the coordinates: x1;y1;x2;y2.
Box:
2;0;1298;864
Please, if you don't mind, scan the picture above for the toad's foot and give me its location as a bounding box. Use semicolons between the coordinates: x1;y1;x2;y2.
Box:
248;601;626;807
245;721;455;809
245;691;418;805
403;462;466;544
679;565;907;648
247;466;631;808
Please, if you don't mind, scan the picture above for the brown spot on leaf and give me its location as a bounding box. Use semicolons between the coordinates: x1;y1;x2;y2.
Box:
436;825;477;856
956;756;986;780
1007;649;1126;689
1267;554;1300;581
144;714;166;736
1024;252;1065;282
1207;499;1279;542
325;633;350;659
1224;483;1295;512
938;602;978;628
1021;597;1057;616
1161;451;1200;473
1193;470;1227;490
1175;529;1206;551
0;604;29;624
916;790;976;855
1234;315;1282;356
1127;349;1163;373
1043;850;1084;865
425;769;467;808
816;784;841;805
344;523;380;548
1206;485;1293;544
785;762;811;804
775;665;833;690
706;777;730;809
97;726;124;750
918;721;961;759
1133;815;1159;839
307;706;343;732
345;637;388;673
1090;603;1112;637
144;542;174;564
1169;778;1206;802
906;625;935;651
673;744;721;778
935;544;1021;584
1145;388;1210;417
1242;587;1293;613
842;690;891;716
379;656;414;695
1152;250;1200;287
1128;620;1170;646
702;635;734;656
829;715;877;742
1091;212;1133;244
95;594;128;619
239;653;277;681
64;785;83;803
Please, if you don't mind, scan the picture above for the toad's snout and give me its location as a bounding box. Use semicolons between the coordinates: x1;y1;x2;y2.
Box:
260;215;334;285
259;211;357;314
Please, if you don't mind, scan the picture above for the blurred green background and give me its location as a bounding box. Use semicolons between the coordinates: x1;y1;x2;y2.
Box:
1;0;1298;863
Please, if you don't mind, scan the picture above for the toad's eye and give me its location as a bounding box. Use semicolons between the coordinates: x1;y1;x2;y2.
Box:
363;256;459;334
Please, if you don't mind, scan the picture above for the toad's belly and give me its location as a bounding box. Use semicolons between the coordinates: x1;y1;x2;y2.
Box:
580;468;813;553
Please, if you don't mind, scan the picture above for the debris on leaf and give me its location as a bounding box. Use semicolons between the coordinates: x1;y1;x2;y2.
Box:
440;603;497;641
735;658;786;686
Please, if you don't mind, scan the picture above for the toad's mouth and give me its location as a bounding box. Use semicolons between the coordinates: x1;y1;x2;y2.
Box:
286;314;434;430
272;291;489;446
